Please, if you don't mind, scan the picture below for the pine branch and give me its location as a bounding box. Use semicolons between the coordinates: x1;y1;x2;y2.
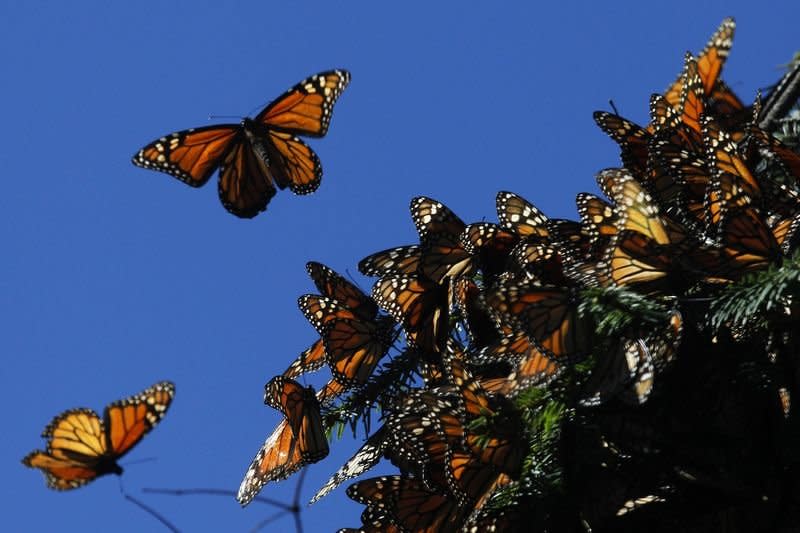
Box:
708;252;800;332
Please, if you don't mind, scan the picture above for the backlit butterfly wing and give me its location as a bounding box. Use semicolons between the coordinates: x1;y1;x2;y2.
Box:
346;476;464;533
372;275;449;356
103;381;175;458
254;69;351;138
239;379;328;506
664;18;734;107
411;197;473;283
307;261;378;320
22;381;175;490
676;54;707;136
358;245;422;277
283;338;327;378
310;427;389;504
593;112;651;176
23;409;110;490
321;316;394;387
484;280;592;363
447;357;525;477
703;115;761;218
133;126;241;187
238;69;351;196
298;294;358;334
496;191;550;240
460;223;517;283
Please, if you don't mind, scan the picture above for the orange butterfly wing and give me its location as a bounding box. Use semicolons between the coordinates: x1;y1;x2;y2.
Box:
133;126;240;187
104;381;175;458
22;408;108;490
256;70;351;138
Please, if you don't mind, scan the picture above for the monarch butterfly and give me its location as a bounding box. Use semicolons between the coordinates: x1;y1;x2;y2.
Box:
372;274;450;356
237;378;328;506
593;111;651;176
452;277;500;347
599;169;694;290
460;223;518;283
285;262;378;379
703;115;762;227
483;278;593;363
444;448;506;508
496;191;550;240
321;315;394;387
358;245;422;277
446;357;525;477
345;476;465;533
22;381;174;490
132;70;350;218
306;261;378;321
576;192;617;257
411;197;473;283
676;54;707;136
310;426;390;504
664;18;734;108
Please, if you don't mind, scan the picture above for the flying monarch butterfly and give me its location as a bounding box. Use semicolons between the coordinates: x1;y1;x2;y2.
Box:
411;197;474;283
22;381;174;490
237;378;328;506
132;69;350;218
664;18;735;108
358;245;422;277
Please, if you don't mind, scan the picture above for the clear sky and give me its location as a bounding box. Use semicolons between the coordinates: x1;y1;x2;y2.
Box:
3;2;798;531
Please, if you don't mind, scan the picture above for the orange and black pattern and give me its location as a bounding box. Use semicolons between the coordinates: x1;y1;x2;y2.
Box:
132;70;350;218
22;381;174;490
228;17;800;532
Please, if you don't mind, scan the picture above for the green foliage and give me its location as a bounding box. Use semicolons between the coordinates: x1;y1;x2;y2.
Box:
322;345;417;439
579;285;672;338
707;251;800;332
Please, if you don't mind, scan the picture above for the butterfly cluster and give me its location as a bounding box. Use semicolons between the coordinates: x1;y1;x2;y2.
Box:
234;18;800;531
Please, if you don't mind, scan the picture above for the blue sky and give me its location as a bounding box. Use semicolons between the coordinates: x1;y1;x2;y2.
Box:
3;2;798;531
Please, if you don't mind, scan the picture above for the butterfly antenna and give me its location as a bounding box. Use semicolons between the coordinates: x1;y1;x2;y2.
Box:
207;114;245;121
609;99;620;115
117;481;180;533
121;456;158;467
141;487;292;511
